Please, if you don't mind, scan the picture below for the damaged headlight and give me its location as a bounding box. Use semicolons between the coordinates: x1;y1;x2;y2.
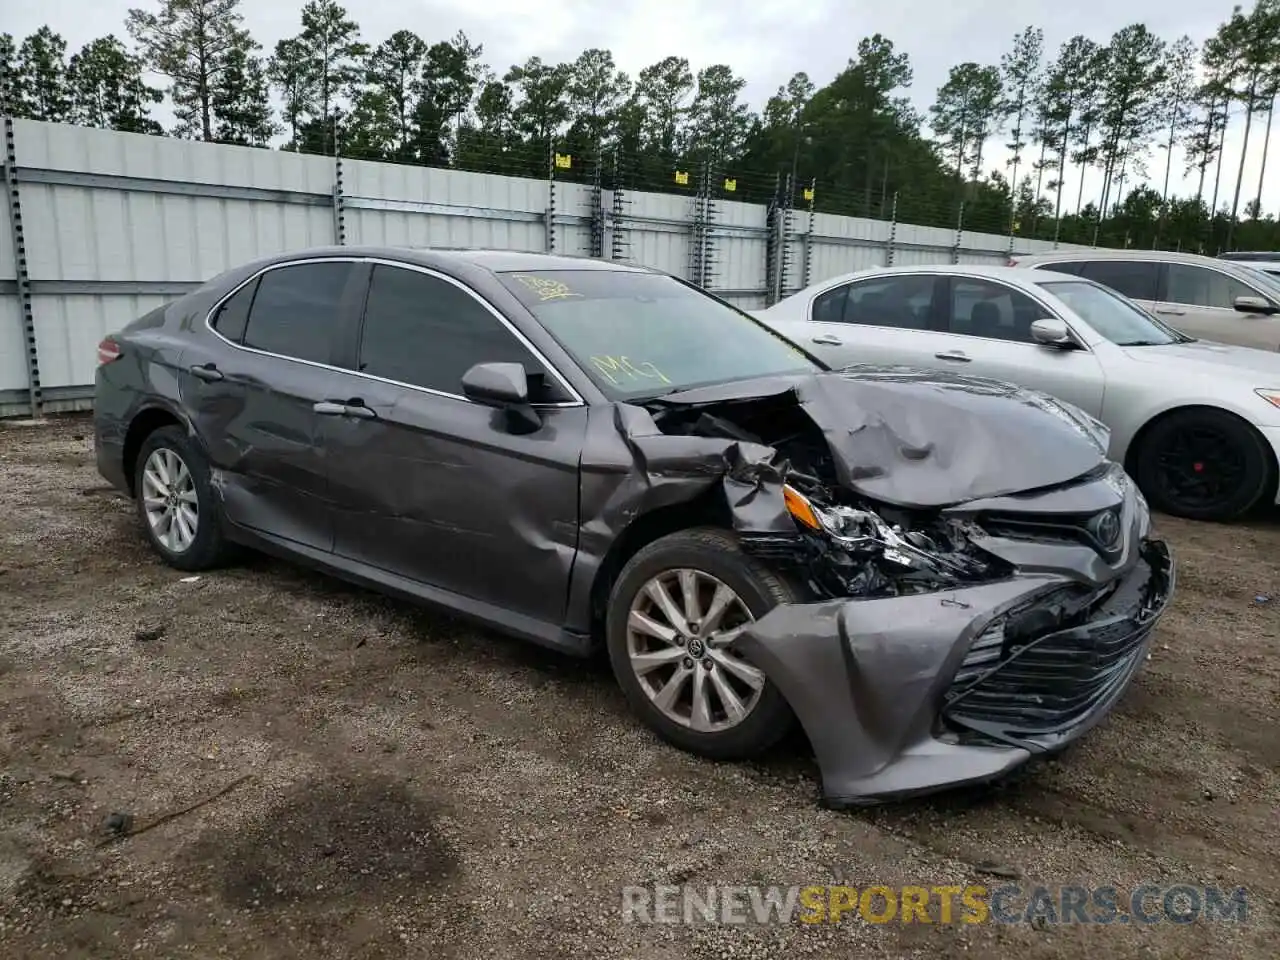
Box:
783;484;984;579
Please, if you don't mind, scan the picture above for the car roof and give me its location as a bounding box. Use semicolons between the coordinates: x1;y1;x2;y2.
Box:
430;248;656;273
811;262;1085;287
1218;251;1280;262
1011;247;1235;267
224;245;657;280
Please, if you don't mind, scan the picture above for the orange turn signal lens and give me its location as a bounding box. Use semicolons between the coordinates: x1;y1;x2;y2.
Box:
783;485;821;531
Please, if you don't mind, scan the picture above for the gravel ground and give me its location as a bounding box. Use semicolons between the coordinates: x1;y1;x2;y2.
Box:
0;415;1276;959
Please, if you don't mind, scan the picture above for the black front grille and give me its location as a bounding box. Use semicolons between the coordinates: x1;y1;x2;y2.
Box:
942;541;1172;749
981;509;1123;558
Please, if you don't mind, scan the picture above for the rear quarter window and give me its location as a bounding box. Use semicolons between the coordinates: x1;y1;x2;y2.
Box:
210;278;258;344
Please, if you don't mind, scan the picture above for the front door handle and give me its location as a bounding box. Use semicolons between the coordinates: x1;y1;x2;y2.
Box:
189;363;224;382
314;400;377;419
934;350;971;362
811;334;844;346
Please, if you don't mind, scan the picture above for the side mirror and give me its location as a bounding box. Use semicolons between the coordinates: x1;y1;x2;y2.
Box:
461;362;530;406
461;362;541;434
1030;318;1076;348
1233;295;1277;315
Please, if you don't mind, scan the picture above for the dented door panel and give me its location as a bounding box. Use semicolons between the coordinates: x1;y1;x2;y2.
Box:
179;343;350;552
323;375;588;625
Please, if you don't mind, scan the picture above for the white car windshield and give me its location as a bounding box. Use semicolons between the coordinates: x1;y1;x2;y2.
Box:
1037;280;1191;346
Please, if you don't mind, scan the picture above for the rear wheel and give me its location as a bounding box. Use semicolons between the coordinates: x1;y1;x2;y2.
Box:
133;426;231;571
1131;409;1274;522
605;527;798;760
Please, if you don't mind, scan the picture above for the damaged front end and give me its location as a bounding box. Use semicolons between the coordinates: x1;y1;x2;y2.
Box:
643;380;1014;602
632;370;1174;806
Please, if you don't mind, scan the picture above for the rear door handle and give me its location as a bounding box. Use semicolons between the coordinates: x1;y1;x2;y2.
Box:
811;334;844;346
189;363;224;382
934;351;971;362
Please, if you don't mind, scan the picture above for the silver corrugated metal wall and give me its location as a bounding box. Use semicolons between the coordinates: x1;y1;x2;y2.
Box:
0;117;1087;417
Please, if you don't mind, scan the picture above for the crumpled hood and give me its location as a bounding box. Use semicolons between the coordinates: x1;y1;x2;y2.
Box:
653;364;1109;508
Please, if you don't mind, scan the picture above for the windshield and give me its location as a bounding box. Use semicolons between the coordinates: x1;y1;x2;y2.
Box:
1037;280;1190;346
497;269;821;398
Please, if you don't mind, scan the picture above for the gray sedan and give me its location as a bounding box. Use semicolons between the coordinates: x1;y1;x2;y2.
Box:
94;247;1172;805
756;263;1280;522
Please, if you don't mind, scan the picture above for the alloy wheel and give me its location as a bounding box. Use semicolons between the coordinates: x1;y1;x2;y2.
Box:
1153;424;1246;515
141;447;199;554
625;568;766;732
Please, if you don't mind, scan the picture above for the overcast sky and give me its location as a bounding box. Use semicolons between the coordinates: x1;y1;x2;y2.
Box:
10;0;1273;215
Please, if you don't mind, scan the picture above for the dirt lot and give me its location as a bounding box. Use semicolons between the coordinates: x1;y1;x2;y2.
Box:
0;416;1276;959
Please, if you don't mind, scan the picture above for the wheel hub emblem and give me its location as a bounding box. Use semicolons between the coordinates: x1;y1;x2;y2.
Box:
686;638;706;659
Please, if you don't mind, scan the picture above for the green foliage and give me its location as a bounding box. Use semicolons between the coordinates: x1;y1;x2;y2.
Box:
9;2;1280;253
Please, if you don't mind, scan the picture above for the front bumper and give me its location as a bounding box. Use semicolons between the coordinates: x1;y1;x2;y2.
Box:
737;539;1174;807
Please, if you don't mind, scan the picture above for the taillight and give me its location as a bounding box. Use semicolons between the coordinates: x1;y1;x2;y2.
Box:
97;337;121;365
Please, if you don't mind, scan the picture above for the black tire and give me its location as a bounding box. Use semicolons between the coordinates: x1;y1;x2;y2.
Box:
605;526;800;761
1131;408;1275;522
132;425;231;571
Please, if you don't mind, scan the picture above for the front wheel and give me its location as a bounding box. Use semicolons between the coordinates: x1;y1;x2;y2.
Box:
605;527;799;760
1131;408;1275;522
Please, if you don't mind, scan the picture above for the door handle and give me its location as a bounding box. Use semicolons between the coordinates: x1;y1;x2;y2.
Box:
811;334;844;346
189;363;224;382
934;351;971;362
314;400;377;419
1154;307;1185;316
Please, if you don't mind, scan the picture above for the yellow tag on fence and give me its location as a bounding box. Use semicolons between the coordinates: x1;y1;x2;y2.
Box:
674;170;689;185
554;153;572;169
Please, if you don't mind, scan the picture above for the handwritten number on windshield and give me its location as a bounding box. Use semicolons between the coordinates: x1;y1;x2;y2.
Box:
590;356;671;386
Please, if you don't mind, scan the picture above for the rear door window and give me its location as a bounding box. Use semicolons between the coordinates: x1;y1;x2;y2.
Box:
814;275;937;330
1078;260;1160;301
242;261;356;365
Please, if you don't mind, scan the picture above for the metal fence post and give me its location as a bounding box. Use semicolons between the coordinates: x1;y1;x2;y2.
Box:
801;178;816;290
545;141;557;254
763;173;779;306
2;115;41;417
951;201;964;265
779;172;795;298
609;147;631;261
332;154;346;245
588;146;605;259
885;191;899;267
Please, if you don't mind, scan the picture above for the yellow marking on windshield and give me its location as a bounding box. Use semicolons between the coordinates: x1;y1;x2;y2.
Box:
511;274;582;301
590;355;671;386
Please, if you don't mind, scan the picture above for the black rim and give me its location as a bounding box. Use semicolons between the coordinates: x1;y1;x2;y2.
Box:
1153;425;1247;512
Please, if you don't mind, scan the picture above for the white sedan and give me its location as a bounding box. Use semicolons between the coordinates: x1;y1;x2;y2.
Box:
754;264;1280;522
